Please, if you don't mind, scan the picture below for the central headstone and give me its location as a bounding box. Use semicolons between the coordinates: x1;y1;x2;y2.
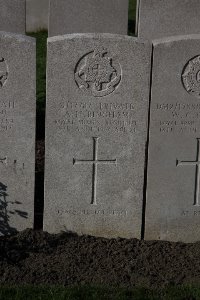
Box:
48;0;129;37
44;34;151;238
0;0;25;35
0;32;35;235
146;35;200;243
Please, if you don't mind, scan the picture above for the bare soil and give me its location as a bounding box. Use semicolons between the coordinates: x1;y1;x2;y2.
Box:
1;140;198;288
0;228;200;288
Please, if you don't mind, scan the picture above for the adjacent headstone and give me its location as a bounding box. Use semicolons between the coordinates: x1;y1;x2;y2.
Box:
0;0;25;35
0;32;35;235
146;35;200;243
26;0;49;32
137;0;200;40
44;34;151;238
48;0;129;37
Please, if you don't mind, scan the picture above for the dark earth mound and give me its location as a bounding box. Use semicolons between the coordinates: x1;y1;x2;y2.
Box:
1;140;198;289
0;228;200;288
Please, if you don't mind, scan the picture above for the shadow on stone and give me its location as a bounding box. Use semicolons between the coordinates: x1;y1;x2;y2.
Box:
128;20;135;36
34;172;44;230
0;182;28;236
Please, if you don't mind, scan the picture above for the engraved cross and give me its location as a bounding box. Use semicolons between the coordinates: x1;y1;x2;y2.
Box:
177;138;200;206
93;63;102;76
73;137;117;205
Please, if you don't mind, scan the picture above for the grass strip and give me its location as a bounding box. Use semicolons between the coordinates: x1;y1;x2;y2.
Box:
0;285;200;300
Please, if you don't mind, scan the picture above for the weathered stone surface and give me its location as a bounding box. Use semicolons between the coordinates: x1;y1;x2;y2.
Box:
48;0;129;37
44;34;151;238
137;0;200;40
0;0;25;34
26;0;49;32
0;32;35;235
146;35;200;243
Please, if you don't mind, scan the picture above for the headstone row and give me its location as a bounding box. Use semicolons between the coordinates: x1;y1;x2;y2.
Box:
3;0;200;244
44;33;200;243
25;0;200;37
2;29;200;243
0;0;129;35
3;0;200;40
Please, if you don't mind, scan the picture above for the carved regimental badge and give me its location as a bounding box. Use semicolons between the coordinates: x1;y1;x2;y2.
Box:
182;56;200;98
0;58;8;88
75;47;122;97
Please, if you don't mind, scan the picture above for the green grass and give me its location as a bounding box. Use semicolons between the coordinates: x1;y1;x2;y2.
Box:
27;31;47;138
1;285;200;300
129;0;137;22
28;31;47;113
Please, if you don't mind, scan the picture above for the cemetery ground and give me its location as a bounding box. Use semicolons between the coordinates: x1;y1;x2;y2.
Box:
1;30;200;300
2;4;200;298
2;229;200;299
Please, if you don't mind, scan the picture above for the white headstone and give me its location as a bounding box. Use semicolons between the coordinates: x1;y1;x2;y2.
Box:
0;0;25;35
146;35;200;243
0;32;36;235
26;0;49;32
137;0;200;40
44;33;152;238
48;0;129;37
